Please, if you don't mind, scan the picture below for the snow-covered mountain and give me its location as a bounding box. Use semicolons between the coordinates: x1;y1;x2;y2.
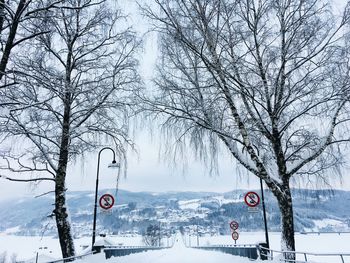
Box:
0;189;349;237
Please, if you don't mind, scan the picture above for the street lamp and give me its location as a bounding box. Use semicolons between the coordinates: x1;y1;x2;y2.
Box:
260;178;270;249
253;145;270;249
92;147;120;248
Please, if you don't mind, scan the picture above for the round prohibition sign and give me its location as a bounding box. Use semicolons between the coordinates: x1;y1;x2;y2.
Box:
230;221;239;231
231;231;239;241
99;194;115;210
244;191;260;207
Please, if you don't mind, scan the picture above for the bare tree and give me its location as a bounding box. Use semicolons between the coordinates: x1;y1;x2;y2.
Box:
143;224;161;246
141;0;350;258
0;0;140;258
0;0;64;91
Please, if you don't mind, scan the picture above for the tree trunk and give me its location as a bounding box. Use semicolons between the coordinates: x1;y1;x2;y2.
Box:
55;170;75;260
274;184;296;261
54;104;75;260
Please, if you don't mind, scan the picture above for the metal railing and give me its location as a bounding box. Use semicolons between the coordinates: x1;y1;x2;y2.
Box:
43;245;171;262
259;245;350;263
192;244;259;260
299;231;350;235
103;245;171;259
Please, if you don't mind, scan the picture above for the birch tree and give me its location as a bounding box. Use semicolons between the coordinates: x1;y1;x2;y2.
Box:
0;0;63;90
142;0;350;258
0;0;139;258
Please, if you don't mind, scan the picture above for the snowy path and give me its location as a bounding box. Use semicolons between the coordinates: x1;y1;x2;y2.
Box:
77;237;274;263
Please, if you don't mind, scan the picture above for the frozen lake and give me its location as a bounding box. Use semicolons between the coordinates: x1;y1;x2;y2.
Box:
0;232;349;262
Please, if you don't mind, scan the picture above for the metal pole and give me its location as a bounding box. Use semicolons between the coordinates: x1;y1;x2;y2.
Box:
158;222;161;247
92;147;116;248
196;224;199;246
91;156;100;249
260;178;270;249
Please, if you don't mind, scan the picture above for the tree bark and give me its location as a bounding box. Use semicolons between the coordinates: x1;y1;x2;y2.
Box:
55;170;75;260
273;184;296;261
54;103;75;260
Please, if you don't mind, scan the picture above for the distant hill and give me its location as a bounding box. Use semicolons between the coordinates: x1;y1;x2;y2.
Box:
0;188;349;237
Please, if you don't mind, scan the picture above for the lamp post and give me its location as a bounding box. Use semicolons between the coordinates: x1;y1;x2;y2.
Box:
92;147;119;248
253;145;270;249
260;178;270;249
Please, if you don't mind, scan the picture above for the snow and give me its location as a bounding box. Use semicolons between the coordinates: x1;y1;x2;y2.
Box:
313;219;346;229
75;237;277;263
195;232;350;262
1;232;350;262
228;141;258;172
178;199;201;210
2;226;21;234
93;236;118;247
0;235;62;260
194;232;350;253
212;196;241;204
25;254;57;263
0;235;143;262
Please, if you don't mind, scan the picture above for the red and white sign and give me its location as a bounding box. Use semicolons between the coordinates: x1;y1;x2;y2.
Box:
244;191;260;207
99;194;115;210
231;231;239;240
230;221;239;231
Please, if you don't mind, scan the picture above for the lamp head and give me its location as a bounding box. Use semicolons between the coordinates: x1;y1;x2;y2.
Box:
108;160;120;168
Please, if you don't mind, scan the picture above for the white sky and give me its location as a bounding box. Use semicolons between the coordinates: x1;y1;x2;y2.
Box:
0;0;350;201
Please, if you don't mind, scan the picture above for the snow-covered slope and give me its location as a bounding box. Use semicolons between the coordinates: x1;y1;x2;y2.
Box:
0;189;349;236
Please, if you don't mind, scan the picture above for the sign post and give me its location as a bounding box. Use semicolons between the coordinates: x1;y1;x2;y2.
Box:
231;231;239;244
260;179;270;249
244;189;270;249
99;193;115;210
230;221;239;231
229;220;239;244
244;191;260;207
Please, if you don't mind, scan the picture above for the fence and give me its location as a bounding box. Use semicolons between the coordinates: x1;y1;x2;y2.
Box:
103;245;170;259
43;245;170;262
40;241;350;263
192;244;259;260
259;245;350;263
192;243;350;262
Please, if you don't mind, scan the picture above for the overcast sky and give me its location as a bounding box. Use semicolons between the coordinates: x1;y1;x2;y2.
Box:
1;128;349;201
1;0;350;201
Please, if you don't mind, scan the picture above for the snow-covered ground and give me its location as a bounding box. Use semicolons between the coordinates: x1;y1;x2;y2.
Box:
0;235;143;262
75;237;278;263
313;219;347;230
189;232;350;252
178;199;201;210
0;232;349;262
189;232;350;263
